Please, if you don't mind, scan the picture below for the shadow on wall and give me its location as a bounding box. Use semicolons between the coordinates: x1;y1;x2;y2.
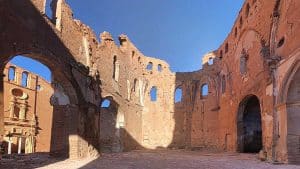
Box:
80;77;199;168
78;129;147;169
168;84;191;149
99;96;146;153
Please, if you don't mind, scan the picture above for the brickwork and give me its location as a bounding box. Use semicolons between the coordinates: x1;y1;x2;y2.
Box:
0;0;299;165
2;63;53;154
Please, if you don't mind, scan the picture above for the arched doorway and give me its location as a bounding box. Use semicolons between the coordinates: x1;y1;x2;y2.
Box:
286;68;300;164
237;95;262;153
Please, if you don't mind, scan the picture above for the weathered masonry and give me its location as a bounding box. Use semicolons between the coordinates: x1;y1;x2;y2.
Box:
0;0;300;165
2;64;53;155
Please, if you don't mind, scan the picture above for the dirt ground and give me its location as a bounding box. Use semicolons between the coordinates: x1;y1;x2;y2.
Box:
1;150;300;169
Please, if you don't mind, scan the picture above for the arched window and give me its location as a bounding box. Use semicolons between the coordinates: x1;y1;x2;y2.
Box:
150;86;157;101
8;66;16;81
234;27;238;38
208;58;214;65
113;56;117;77
245;3;250;17
239;17;243;28
101;99;111;108
157;64;162;72
220;50;223;59
133;79;138;92
175;88;182;103
21;72;29;87
146;62;153;71
201;84;209;98
225;43;229;53
45;0;53;19
113;55;119;81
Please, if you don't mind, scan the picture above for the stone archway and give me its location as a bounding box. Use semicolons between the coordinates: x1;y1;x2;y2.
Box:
286;67;300;164
0;52;82;159
0;0;102;160
237;95;262;153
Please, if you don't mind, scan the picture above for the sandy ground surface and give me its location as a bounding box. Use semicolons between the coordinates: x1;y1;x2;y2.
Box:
1;150;300;169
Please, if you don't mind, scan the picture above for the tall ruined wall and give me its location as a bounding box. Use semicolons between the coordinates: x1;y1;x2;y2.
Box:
176;0;277;155
96;33;176;150
28;0;300;164
176;60;221;150
215;0;275;157
29;0;179;152
0;0;102;159
2;0;300;164
271;0;300;164
175;0;300;164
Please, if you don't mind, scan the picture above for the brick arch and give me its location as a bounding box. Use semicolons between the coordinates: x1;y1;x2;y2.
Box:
6;52;80;105
277;56;300;164
278;59;300;105
236;28;263;44
199;73;220;107
0;0;102;161
0;50;85;158
234;29;264;61
236;94;263;153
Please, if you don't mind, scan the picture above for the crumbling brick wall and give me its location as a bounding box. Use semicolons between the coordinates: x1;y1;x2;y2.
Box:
1;0;300;165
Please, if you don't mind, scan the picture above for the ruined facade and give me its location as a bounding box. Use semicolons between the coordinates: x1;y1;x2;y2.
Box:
2;63;53;154
0;0;300;165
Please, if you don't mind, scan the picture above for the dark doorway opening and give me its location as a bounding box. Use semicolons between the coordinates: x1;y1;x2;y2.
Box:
237;95;262;153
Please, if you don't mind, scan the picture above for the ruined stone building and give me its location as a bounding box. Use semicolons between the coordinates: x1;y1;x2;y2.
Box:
0;0;300;165
2;63;53;154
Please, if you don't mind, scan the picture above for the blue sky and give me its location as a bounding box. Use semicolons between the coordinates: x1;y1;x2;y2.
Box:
11;0;244;81
10;56;52;82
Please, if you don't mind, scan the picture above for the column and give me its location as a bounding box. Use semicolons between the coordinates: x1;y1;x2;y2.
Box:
18;137;22;154
8;139;11;155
